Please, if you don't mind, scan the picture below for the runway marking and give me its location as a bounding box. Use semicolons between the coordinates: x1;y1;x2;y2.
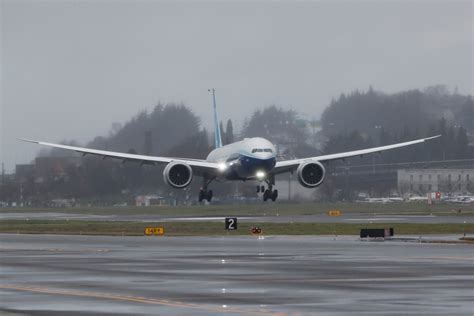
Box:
345;218;409;221
0;248;110;253
356;255;474;262
232;275;474;284
158;216;252;222
0;284;275;315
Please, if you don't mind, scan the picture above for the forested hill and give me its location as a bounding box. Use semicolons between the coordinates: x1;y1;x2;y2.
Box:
30;87;472;200
86;103;209;157
41;85;473;162
320;86;473;138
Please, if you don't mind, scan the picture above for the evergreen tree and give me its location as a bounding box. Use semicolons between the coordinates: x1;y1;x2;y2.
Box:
225;119;234;144
456;126;469;159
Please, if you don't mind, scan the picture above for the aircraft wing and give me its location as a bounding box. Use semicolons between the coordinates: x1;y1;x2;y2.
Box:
272;135;441;175
19;138;220;176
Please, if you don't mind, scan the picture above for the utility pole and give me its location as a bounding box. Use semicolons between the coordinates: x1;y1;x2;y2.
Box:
288;172;292;201
20;183;23;207
372;155;376;174
1;163;4;202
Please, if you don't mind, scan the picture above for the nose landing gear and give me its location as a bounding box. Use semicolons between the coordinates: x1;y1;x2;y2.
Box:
263;187;278;202
258;178;278;202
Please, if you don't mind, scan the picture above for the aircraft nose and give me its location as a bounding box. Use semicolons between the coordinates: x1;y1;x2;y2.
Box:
256;152;273;159
260;156;276;171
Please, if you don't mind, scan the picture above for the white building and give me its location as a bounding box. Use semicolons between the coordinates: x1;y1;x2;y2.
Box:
397;169;473;195
135;195;170;207
275;179;316;200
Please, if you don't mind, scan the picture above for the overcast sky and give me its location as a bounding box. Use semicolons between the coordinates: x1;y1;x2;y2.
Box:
1;0;472;172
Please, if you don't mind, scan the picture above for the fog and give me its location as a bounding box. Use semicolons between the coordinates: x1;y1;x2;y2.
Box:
1;0;472;171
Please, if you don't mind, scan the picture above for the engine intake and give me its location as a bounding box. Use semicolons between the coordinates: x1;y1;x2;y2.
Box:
163;162;193;188
296;161;325;188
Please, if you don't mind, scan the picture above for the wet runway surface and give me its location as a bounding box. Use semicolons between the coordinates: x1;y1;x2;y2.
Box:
1;212;472;223
1;234;473;315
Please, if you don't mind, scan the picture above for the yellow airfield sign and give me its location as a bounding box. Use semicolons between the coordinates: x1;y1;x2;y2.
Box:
144;227;164;236
328;210;342;217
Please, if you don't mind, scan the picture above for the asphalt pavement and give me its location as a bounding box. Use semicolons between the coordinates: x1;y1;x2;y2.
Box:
1;234;473;315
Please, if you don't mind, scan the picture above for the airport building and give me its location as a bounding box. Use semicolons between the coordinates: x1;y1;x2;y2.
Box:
135;195;171;207
275;179;315;200
397;168;473;195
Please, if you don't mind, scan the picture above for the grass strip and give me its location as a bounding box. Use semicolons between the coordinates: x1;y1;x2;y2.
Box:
1;202;473;217
0;220;473;236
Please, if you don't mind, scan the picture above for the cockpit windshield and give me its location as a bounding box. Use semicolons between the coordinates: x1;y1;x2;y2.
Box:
252;148;273;153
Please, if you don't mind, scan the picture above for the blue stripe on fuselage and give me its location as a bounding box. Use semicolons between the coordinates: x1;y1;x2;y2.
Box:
224;154;276;180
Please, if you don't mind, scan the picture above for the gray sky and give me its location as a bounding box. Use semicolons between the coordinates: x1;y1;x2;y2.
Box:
1;0;472;172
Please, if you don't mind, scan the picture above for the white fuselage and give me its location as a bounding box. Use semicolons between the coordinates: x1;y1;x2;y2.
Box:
206;137;277;180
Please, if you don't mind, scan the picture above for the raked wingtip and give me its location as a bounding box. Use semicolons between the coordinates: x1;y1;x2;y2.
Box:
425;135;442;141
17;138;40;144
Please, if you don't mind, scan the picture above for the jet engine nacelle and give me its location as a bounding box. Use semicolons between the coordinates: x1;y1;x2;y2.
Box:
163;162;193;188
296;161;326;188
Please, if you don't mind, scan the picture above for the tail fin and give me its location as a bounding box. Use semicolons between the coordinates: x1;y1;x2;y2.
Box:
209;88;222;148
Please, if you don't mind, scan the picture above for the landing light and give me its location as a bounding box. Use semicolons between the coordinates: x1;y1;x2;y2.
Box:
218;163;227;171
256;171;266;179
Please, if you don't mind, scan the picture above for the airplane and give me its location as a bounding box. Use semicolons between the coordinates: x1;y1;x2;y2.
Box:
363;197;404;204
20;89;441;202
445;196;474;204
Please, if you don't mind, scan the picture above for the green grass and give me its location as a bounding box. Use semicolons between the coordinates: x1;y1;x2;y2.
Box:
1;202;473;217
1;220;472;236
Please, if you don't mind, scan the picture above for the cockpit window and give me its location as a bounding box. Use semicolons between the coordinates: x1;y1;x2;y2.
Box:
252;148;273;153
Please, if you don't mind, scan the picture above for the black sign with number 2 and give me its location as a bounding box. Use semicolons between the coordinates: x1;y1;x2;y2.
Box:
225;217;237;230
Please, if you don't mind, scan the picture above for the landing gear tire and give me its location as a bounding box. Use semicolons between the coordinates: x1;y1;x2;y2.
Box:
257;186;260;193
206;190;213;202
271;189;278;202
199;189;213;203
263;189;270;202
262;189;278;202
199;178;214;203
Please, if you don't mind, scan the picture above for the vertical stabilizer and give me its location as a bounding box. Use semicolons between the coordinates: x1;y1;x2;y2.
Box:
209;88;222;148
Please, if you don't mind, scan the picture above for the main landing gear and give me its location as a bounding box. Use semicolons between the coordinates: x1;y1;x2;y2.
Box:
257;181;278;202
199;178;213;202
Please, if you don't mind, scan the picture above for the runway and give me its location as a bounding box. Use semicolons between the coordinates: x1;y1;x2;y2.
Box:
1;212;472;223
1;234;473;315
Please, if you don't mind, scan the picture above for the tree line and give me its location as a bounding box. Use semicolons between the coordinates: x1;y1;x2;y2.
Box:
4;85;473;205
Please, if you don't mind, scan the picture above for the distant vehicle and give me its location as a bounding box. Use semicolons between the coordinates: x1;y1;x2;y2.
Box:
408;196;429;202
447;196;474;204
20;89;441;202
360;197;404;204
364;198;393;204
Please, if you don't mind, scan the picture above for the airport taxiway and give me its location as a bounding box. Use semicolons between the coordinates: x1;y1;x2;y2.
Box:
1;234;473;315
